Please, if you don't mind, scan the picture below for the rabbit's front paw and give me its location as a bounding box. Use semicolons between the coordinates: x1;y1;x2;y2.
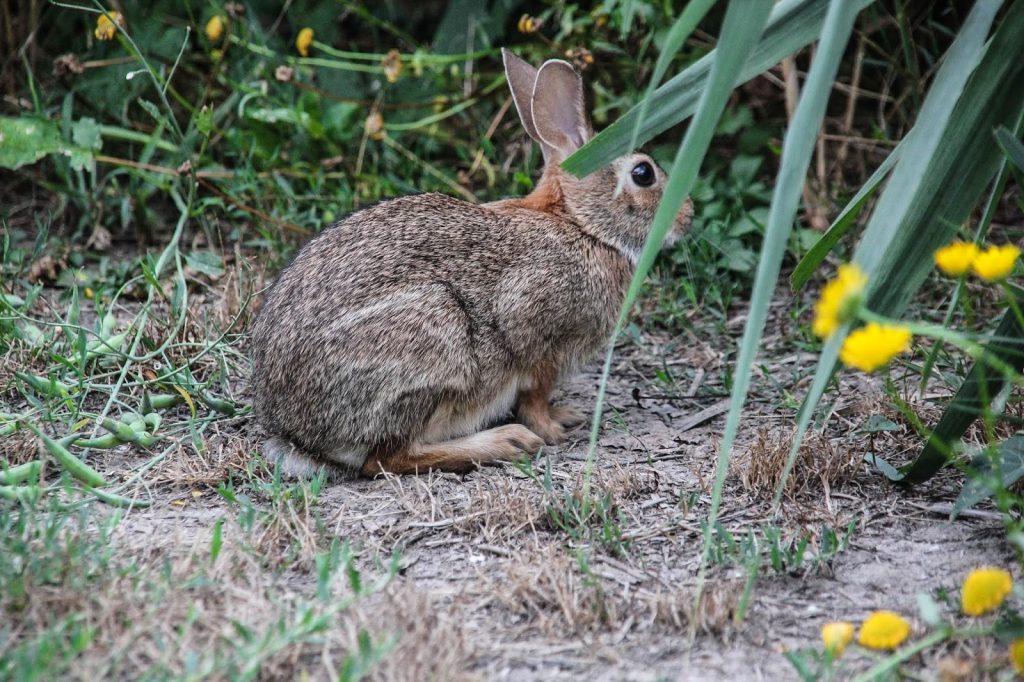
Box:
517;410;566;445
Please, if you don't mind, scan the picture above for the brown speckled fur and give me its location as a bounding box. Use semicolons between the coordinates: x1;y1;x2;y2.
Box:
250;50;693;477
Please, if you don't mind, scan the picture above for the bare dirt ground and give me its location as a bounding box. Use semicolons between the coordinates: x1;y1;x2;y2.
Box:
11;284;1005;682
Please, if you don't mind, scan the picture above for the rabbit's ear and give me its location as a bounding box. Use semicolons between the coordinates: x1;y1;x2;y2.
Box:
531;59;592;164
502;48;542;144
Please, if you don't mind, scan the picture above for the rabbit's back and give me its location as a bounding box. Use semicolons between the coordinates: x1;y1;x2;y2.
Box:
250;193;628;461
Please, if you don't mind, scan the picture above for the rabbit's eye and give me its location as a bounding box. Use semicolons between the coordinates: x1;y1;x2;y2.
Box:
630;161;655;187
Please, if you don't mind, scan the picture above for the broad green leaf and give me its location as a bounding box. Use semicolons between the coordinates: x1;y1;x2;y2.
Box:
564;0;875;176
859;415;900;433
72;116;102;151
866;452;904;481
774;0;1014;503
184;251;225;278
67;149;93;171
0;116;62;169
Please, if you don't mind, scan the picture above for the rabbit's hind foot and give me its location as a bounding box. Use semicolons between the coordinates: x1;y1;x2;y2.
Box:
264;436;337;479
360;424;544;477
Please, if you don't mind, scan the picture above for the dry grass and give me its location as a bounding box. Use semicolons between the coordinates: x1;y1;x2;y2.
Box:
454;476;547;543
343;586;476;682
497;545;620;635
732;428;862;501
0;429;40;466
3;278;1017;680
651;582;742;635
0;511;419;681
150;431;257;488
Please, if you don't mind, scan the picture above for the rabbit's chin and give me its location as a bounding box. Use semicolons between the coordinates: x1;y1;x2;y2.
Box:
616;231;680;265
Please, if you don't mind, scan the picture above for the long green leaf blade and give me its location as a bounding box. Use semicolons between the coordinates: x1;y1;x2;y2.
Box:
773;0;1014;504
995;125;1024;171
564;0;875;176
701;0;859;547
626;0;717;155
952;435;1024;517
584;2;773;499
790;142;902;291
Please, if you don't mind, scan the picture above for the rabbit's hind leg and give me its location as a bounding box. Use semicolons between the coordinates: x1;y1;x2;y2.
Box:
515;361;583;444
359;424;544;476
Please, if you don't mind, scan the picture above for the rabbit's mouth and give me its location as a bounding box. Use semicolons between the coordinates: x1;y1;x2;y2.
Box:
661;230;683;249
669;197;695;239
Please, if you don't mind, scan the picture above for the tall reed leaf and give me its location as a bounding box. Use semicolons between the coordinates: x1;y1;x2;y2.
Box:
563;0;875;177
699;0;859;578
772;0;1014;505
626;0;716;155
581;0;771;497
790;143;902;291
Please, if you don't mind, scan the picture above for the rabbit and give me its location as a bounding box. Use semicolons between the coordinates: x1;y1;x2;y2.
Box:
250;48;693;477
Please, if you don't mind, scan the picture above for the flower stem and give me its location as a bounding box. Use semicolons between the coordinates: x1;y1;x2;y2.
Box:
858;309;1023;384
850;629;949;682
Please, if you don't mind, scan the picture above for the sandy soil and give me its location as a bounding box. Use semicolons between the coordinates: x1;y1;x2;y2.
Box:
83;314;1012;681
3;257;1015;681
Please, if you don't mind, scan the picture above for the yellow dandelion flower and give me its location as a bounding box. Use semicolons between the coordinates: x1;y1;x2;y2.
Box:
962;567;1012;616
934;241;980;277
971;244;1020;282
296;27;314;57
839;322;912;373
1010;639;1024;675
858;611;910;650
205;15;226;42
812;264;867;339
365;111;385;141
382;49;403;83
821;621;854;657
94;10;124;41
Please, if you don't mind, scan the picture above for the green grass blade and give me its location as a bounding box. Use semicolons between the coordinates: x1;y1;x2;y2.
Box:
790;141;902;291
563;0;875;177
626;0;717;155
583;0;773;499
995;125;1024;171
771;0;1013;504
701;0;860;568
